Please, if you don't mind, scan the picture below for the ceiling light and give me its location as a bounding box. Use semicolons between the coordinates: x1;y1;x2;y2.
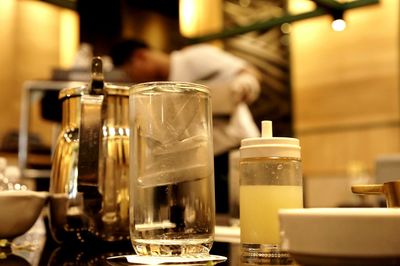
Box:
331;11;346;32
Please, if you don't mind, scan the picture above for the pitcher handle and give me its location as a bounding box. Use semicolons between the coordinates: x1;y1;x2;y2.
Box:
78;57;104;186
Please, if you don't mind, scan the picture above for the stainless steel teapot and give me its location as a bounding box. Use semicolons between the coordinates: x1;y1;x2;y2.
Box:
49;57;130;244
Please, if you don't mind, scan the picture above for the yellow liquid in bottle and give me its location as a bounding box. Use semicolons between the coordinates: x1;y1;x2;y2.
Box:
240;185;303;245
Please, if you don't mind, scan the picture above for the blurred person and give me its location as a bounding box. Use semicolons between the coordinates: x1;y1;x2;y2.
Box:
110;39;261;213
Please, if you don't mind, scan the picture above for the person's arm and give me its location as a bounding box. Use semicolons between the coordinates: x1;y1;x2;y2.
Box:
170;44;261;112
230;65;261;105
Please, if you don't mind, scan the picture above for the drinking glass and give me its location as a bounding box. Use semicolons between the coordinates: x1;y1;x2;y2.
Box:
129;82;215;256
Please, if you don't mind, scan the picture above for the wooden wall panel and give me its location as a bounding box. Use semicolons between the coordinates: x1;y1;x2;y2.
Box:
16;1;62;147
0;0;78;151
0;0;18;140
291;0;399;176
300;125;400;176
292;0;399;130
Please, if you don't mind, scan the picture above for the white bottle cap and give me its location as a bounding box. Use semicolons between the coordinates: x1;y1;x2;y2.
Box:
240;120;301;159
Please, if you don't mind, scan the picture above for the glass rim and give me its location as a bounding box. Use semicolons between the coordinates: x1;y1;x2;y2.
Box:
129;81;210;95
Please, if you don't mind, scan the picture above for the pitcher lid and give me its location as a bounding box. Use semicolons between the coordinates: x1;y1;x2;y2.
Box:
105;83;130;96
59;85;87;99
59;57;130;100
59;83;130;100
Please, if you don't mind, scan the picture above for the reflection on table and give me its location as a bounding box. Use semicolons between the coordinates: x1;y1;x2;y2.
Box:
4;215;299;266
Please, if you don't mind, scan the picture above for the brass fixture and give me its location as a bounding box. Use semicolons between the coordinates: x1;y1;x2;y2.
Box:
352;181;400;207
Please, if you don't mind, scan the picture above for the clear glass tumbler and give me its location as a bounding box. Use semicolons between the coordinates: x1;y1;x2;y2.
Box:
129;82;216;256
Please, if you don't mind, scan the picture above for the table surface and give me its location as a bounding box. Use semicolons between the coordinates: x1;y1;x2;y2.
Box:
7;216;400;266
5;216;247;266
12;215;399;266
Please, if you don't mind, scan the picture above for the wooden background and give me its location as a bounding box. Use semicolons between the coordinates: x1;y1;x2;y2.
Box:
0;0;398;182
224;0;293;137
0;1;78;161
291;0;399;178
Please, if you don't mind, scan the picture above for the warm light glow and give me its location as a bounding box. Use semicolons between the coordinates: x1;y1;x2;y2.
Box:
179;0;222;38
59;9;79;68
281;23;292;34
331;18;347;31
0;0;16;24
18;1;80;69
142;13;169;50
0;0;16;53
288;0;316;14
180;0;198;37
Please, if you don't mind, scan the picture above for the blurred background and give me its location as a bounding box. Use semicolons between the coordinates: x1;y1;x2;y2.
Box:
0;0;397;207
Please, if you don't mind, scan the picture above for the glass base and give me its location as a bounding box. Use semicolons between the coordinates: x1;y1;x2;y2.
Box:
241;244;296;265
133;239;213;256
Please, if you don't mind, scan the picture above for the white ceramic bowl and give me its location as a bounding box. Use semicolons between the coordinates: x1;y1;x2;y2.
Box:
279;208;400;266
0;190;48;239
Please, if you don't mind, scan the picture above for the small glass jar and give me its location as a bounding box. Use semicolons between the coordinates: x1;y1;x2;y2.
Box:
240;121;303;265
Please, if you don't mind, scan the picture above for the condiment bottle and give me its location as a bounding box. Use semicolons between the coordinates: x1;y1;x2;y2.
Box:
239;120;303;264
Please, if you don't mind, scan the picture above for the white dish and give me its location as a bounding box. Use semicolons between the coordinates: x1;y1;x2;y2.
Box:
279;208;400;266
0;190;48;239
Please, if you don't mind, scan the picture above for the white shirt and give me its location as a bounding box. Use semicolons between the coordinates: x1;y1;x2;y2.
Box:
168;44;260;155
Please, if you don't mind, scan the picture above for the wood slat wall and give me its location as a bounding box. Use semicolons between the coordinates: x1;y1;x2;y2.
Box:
291;0;399;177
0;1;78;151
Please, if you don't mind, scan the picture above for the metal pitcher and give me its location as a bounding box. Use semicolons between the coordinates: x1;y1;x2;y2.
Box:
49;57;130;244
